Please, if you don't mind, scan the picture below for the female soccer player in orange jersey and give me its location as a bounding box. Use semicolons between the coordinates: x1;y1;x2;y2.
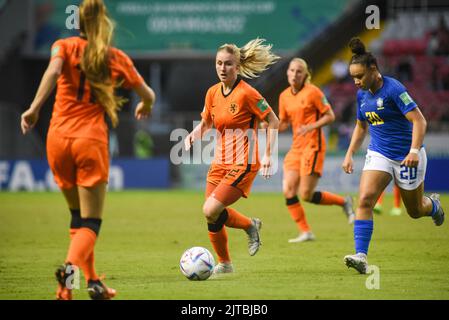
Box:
185;38;280;274
278;58;355;243
20;0;155;299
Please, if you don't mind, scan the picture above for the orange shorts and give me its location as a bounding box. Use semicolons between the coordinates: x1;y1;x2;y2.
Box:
206;165;258;198
283;148;325;177
46;133;109;189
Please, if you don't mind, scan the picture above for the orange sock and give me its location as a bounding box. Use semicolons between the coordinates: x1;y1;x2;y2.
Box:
287;202;310;233
393;185;401;208
225;208;252;230
83;252;98;281
69;228;98;281
377;192;385;205
313;191;345;206
208;227;231;263
66;227;96;267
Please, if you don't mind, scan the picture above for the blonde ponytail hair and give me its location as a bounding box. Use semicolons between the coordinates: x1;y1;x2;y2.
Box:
79;0;126;127
290;58;312;84
218;38;280;79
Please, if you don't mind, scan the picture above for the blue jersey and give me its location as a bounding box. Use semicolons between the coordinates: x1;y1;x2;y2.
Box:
356;76;418;161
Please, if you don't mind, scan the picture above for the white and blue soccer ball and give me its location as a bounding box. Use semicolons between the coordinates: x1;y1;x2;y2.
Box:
180;246;215;281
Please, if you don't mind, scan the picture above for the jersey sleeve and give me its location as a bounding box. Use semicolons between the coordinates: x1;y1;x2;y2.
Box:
246;87;272;121
50;39;67;61
390;82;417;115
113;49;144;89
312;87;331;114
278;93;289;122
356;91;365;121
201;88;213;122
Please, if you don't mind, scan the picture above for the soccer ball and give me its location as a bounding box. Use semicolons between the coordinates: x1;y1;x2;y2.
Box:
179;246;215;281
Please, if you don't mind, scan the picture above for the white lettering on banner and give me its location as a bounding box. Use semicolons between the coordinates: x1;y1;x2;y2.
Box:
148;17;245;34
45;170;59;191
117;2;275;15
0;161;9;190
108;166;124;191
1;162;135;191
9;161;35;191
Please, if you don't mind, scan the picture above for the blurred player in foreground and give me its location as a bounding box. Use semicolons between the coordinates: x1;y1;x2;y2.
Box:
21;0;155;299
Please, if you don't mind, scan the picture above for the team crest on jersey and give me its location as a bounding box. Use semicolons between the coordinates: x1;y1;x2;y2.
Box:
399;92;414;105
376;98;384;110
51;46;60;57
257;99;269;112
229;103;239;115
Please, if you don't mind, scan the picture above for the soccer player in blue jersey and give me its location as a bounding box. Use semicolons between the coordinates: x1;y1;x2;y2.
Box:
341;38;445;274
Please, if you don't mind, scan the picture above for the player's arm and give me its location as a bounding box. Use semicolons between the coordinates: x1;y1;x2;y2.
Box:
21;57;63;134
342;120;368;174
278;119;290;132
401;107;427;167
133;83;156;120
297;108;335;136
262;118;288;131
261;109;280;179
184;117;213;151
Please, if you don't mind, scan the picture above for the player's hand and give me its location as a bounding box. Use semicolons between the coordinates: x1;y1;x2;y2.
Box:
261;154;272;179
20;108;39;135
135;101;153;120
401;153;419;168
184;132;194;151
260;121;269;130
342;153;354;174
296;124;313;136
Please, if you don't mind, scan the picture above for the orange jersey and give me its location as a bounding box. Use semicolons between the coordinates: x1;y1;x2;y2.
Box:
279;83;331;151
201;79;271;170
49;37;144;143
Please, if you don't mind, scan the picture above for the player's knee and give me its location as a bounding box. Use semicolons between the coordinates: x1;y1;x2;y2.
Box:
406;208;422;219
300;190;314;202
358;194;376;210
202;203;219;221
282;184;296;198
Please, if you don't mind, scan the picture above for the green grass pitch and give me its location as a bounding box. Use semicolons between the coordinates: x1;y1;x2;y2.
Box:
0;191;448;300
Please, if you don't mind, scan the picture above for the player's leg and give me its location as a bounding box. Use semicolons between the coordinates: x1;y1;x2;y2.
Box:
66;183;106;269
394;147;444;225
283;170;313;242
47;134;78;300
283;150;314;242
398;183;430;218
203;183;239;273
344;170;391;274
220;169;261;255
61;187;81;237
399;183;444;225
206;178;252;231
64;138;114;299
301;149;355;223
